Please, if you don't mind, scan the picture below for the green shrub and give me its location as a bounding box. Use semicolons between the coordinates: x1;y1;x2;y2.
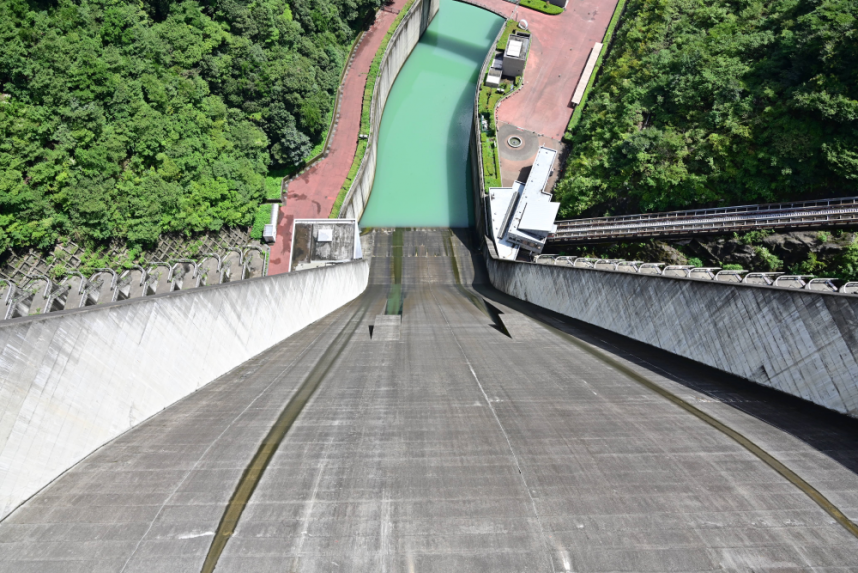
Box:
519;0;564;15
754;247;783;272
558;0;858;216
686;257;703;268
739;229;774;245
722;264;744;271
250;204;274;240
789;253;825;276
264;176;284;202
830;238;858;282
816;231;832;243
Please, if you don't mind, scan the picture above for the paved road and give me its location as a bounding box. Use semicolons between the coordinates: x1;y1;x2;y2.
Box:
3;229;858;572
267;0;411;276
489;0;620;140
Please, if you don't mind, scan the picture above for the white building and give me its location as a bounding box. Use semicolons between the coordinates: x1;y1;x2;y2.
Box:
489;146;560;260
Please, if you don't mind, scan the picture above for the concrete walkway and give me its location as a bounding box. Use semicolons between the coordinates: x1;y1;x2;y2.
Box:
267;0;411;276
4;229;858;572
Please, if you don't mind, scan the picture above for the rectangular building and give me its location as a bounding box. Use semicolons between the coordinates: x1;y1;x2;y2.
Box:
489;147;560;259
502;34;530;78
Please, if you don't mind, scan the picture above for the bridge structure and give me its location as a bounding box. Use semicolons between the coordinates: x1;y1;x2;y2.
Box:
2;228;858;572
548;196;858;246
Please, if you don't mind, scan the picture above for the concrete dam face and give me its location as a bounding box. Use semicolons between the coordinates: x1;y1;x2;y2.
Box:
3;228;858;572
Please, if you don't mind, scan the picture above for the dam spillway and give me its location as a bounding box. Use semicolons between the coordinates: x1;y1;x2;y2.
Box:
2;229;858;571
359;0;502;228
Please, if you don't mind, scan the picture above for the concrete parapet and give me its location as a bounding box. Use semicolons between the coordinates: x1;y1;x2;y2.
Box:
0;260;369;519
339;0;440;221
485;251;858;418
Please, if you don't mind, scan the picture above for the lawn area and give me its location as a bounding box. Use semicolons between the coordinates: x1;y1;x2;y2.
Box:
481;133;501;190
520;0;563;15
497;20;528;51
478;79;514;133
478;76;514;192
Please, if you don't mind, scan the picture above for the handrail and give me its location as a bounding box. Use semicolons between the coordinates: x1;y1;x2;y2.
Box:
550;196;858;244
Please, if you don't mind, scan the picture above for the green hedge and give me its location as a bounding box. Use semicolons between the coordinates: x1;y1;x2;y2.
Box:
264;174;284;201
519;0;563;15
250;203;274;240
564;0;628;138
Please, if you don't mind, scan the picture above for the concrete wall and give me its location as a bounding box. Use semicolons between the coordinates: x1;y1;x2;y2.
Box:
0;260;369;519
339;0;440;221
485;251;858;418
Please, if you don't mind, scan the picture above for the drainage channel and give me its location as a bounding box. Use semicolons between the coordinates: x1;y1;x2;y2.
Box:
200;292;376;573
480;286;858;542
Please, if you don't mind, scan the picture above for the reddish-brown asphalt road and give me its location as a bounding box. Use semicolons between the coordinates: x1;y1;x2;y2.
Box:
492;0;619;140
268;0;410;275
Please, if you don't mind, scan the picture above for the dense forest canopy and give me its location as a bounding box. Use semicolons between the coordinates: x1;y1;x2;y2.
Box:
556;0;858;219
0;0;379;251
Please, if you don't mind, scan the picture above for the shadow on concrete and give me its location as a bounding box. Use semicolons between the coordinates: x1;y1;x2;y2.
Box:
472;279;858;479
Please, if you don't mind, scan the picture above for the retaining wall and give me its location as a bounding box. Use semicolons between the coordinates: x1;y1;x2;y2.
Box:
339;0;440;221
485;251;858;418
0;260;369;519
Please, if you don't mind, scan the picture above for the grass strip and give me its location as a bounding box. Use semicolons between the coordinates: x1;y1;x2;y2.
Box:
250;203;273;239
519;0;563;15
564;0;628;139
330;0;418;218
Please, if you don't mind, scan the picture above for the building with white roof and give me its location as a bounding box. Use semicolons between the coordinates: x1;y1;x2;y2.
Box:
489;146;560;260
502;33;529;78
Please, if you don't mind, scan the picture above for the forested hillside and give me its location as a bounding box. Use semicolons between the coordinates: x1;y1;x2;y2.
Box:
556;0;857;219
0;0;378;252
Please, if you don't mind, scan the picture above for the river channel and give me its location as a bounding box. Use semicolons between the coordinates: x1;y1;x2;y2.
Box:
359;0;503;228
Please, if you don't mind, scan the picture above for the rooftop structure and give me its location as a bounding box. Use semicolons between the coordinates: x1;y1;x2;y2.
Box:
485;68;501;87
505;146;560;253
489;147;560;259
289;219;362;272
502;33;530;78
489;182;524;260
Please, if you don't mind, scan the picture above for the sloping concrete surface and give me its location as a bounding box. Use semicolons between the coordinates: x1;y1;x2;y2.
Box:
0;260;369;521
2;229;858;572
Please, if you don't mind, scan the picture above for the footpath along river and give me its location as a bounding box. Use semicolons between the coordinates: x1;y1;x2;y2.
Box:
359;0;503;228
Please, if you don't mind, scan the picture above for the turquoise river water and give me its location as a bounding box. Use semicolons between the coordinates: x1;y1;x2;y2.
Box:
359;0;503;228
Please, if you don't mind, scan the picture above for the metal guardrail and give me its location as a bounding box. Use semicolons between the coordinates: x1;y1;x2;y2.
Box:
532;255;858;295
549;196;858;244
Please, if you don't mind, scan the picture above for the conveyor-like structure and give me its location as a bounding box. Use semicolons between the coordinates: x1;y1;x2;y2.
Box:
550;196;858;245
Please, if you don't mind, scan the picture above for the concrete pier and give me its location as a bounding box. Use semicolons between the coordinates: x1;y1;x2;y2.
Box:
2;229;858;572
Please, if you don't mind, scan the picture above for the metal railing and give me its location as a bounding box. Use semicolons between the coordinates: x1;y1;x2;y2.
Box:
549;196;858;244
531;254;858;295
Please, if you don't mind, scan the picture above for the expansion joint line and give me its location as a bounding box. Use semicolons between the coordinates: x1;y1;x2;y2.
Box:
117;305;343;573
508;297;858;542
200;293;376;573
428;286;558;573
